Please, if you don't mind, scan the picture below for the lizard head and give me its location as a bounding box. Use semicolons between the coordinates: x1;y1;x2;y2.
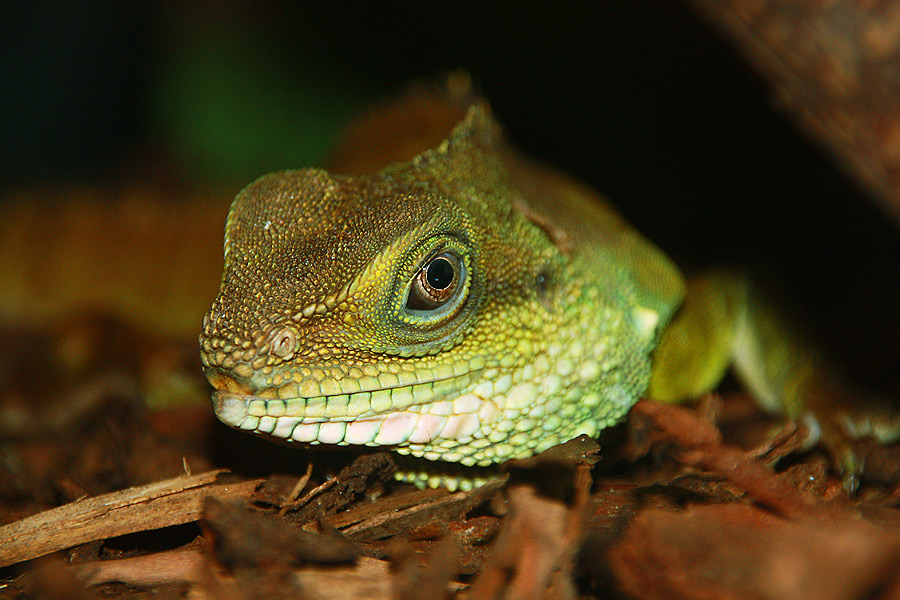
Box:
200;103;664;477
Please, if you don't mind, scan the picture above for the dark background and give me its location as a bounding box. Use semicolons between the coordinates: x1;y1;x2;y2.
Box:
2;1;898;388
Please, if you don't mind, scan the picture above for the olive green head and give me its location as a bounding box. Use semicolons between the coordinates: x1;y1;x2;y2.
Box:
200;103;673;473
200;106;570;456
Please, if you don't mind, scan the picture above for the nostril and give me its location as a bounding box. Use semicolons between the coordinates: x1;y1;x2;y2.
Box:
269;327;298;360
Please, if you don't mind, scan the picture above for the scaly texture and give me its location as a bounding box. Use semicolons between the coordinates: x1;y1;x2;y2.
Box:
199;102;684;487
201;91;900;491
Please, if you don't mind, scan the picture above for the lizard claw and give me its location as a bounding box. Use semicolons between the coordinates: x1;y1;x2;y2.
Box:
802;396;900;494
827;435;862;494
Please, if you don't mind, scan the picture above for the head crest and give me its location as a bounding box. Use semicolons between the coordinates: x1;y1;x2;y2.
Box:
407;101;503;170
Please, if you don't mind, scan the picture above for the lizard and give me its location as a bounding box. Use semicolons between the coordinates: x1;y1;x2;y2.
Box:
199;87;900;491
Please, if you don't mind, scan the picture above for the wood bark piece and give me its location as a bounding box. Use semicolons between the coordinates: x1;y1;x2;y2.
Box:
0;470;261;567
467;467;592;600
336;479;505;542
609;503;900;600
630;399;823;519
688;0;900;226
73;548;205;587
293;557;394;600
73;550;395;600
325;487;450;530
203;496;359;567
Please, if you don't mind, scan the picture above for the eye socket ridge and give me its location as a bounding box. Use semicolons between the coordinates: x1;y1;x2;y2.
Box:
406;251;465;312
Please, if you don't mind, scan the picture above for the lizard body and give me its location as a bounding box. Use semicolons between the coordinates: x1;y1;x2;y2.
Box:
200;93;899;489
0;188;227;339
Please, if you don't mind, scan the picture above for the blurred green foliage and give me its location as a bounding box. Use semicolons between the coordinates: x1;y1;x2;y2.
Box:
149;8;364;184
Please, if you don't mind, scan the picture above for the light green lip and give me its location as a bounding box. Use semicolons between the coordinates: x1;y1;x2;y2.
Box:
210;370;491;451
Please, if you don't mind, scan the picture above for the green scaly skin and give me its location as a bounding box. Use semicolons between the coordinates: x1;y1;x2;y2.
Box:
200;99;899;490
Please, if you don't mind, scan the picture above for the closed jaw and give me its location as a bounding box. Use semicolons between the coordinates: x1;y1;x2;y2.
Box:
211;370;486;451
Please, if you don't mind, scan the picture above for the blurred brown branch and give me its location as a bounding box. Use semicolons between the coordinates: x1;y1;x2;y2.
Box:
689;0;900;226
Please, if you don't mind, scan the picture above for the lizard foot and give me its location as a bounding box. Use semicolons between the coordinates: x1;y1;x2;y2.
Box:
803;393;900;493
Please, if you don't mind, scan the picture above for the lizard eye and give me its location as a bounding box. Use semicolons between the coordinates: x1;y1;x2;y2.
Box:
388;238;478;346
406;252;464;311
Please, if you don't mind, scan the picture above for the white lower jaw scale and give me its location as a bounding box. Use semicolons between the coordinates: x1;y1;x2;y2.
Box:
291;422;321;443
316;421;348;444
374;413;419;445
344;419;383;444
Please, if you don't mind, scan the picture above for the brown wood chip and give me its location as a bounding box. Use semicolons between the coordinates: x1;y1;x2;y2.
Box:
0;470;261;567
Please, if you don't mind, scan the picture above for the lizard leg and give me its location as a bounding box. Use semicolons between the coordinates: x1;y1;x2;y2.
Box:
648;271;900;490
647;271;741;404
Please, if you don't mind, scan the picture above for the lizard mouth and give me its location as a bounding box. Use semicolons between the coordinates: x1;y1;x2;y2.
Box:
210;369;497;451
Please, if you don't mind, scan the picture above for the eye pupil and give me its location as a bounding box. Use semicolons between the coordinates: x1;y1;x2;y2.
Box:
426;257;455;290
406;251;464;312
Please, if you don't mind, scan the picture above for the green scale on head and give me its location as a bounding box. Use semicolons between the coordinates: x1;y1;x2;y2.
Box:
199;101;684;488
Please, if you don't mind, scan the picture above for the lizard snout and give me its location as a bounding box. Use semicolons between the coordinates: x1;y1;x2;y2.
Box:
199;321;302;393
203;369;252;396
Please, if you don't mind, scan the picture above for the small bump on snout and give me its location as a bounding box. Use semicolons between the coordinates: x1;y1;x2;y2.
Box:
268;326;299;360
205;370;251;395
